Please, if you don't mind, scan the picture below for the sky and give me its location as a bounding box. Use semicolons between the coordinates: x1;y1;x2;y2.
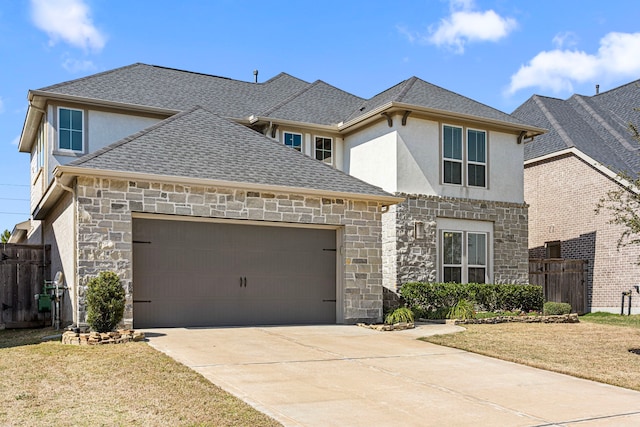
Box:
1;0;640;234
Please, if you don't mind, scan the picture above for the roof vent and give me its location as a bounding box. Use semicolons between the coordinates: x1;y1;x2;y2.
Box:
596;84;600;95
253;69;258;83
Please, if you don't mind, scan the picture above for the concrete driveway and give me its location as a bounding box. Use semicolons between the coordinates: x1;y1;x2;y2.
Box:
144;324;640;426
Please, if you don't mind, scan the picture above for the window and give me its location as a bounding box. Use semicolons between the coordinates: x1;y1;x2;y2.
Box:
58;107;83;151
442;125;487;188
438;217;491;283
315;136;332;164
546;241;561;258
467;129;486;187
443;125;462;185
283;132;302;152
36;118;45;170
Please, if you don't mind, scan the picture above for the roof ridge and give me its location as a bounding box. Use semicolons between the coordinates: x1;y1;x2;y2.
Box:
395;77;419;103
532;95;575;149
69;105;205;167
262;72;309;86
258;80;320;116
38;63;144;92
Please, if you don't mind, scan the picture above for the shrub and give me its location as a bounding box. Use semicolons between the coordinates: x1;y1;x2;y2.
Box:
400;282;544;317
385;307;415;324
543;301;572;316
86;271;125;333
447;299;476;320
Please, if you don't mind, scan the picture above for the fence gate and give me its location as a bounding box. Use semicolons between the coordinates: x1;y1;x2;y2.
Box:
0;244;51;328
529;259;587;314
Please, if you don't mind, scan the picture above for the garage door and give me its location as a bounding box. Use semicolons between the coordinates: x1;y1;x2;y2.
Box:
132;218;337;328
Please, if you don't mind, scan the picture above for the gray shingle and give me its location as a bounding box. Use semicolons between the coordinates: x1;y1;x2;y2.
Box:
68;106;393;198
514;85;640;175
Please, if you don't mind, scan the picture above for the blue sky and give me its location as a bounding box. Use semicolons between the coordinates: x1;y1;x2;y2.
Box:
1;0;640;233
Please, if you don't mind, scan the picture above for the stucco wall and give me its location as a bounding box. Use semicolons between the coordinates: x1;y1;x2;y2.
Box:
525;153;640;313
73;177;386;326
42;191;75;325
343;116;524;203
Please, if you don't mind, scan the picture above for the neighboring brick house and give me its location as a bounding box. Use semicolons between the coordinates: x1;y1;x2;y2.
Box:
513;80;640;314
14;63;543;327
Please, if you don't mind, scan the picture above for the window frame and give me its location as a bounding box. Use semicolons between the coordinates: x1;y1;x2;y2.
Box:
314;135;333;165
438;218;492;284
57;106;84;153
441;124;488;189
282;131;303;152
466;127;487;188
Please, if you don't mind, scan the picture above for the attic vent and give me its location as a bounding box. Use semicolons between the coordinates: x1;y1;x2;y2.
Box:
596;84;599;95
253;69;258;83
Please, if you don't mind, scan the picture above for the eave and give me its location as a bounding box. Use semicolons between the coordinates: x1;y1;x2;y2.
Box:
19;90;179;153
338;101;547;138
52;165;404;206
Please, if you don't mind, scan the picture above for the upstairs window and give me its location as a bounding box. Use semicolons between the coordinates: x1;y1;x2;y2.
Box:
443;125;462;185
283;132;302;152
467;129;486;187
315;136;332;164
442;125;487;188
36;118;45;170
58;107;83;152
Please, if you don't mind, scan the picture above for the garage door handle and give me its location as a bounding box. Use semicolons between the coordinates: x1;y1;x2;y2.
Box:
134;300;151;303
240;277;247;287
323;299;337;302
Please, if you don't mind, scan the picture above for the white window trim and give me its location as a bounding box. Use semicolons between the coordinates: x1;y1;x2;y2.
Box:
466;127;487;189
314;135;333;165
441;124;488;189
57;106;85;153
282;131;303;152
437;218;493;283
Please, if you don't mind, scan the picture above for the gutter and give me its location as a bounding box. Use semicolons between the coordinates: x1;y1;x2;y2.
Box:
55;165;405;205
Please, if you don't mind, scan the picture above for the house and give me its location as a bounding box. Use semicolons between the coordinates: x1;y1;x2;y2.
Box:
513;80;640;314
15;63;543;328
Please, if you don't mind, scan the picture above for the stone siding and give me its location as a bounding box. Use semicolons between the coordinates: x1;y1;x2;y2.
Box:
73;177;385;326
382;194;529;307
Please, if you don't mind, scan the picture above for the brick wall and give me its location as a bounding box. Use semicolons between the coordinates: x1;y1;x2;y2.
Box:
73;176;386;326
382;194;529;307
525;153;640;312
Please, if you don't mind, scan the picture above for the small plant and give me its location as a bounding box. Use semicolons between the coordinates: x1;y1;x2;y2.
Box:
447;299;476;320
543;301;572;316
86;271;126;332
385;307;415;324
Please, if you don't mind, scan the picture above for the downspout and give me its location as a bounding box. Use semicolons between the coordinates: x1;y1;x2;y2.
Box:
55;177;78;327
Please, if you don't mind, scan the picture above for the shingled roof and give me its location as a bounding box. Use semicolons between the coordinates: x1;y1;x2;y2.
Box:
345;76;532;127
64;106;395;200
513;80;640;175
36;63;533;129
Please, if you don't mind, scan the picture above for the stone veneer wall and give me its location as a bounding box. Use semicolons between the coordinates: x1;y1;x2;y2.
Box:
74;176;385;326
382;194;529;308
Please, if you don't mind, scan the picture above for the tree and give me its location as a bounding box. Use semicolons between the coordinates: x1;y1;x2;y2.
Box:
596;121;640;261
0;229;10;244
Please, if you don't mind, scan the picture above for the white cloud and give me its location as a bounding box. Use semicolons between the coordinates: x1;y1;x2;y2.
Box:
552;31;578;49
426;0;517;53
507;32;640;95
62;56;97;73
10;135;20;146
30;0;106;52
0;97;4;114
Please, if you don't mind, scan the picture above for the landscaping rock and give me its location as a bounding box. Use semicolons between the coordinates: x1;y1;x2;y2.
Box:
61;329;145;345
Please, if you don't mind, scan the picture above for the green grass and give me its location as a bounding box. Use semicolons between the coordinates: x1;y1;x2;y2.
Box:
580;312;640;328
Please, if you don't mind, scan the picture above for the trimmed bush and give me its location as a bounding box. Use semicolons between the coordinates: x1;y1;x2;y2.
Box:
86;271;125;333
385;307;415;324
543;301;572;315
400;282;544;319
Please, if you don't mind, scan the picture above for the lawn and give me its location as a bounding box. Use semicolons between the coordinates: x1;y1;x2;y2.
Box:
423;314;640;392
0;328;281;427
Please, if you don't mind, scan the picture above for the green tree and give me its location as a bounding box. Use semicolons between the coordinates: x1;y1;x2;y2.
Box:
0;229;10;244
596;122;640;261
86;271;126;332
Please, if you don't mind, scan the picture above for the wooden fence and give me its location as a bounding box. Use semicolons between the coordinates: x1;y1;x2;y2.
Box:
529;259;587;314
0;244;51;328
